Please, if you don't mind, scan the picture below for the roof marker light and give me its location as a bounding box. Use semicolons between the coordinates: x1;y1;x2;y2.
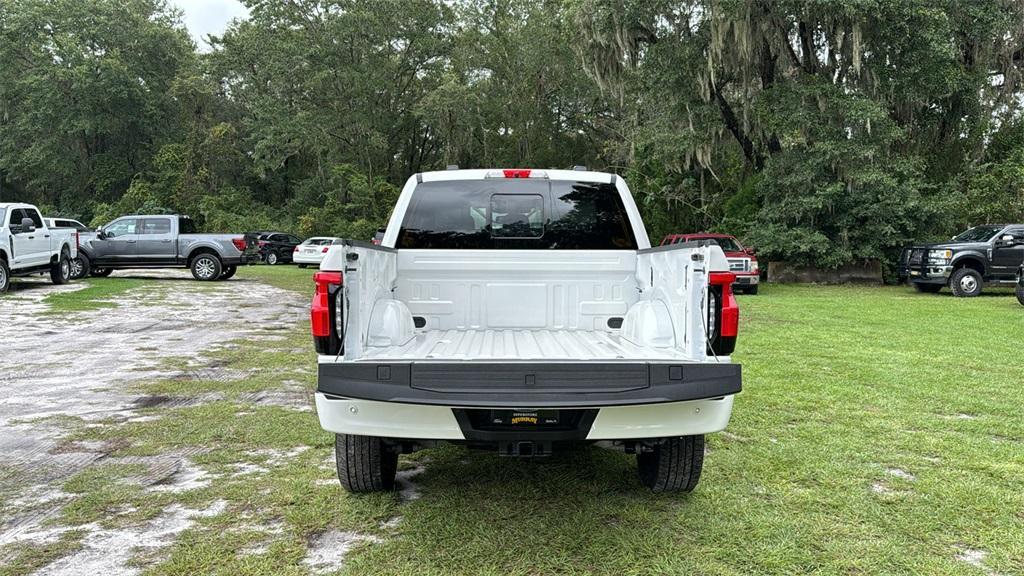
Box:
485;169;548;179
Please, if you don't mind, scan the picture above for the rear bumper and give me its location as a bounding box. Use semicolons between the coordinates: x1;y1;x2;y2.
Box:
293;252;325;265
315;393;735;440
223;253;260;266
732;273;759;286
316;361;741;408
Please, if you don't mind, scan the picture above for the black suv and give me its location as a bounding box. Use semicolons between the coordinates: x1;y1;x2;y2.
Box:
900;224;1024;296
255;232;303;265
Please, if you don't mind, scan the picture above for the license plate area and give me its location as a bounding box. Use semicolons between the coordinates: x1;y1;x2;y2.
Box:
487;410;566;429
453;408;597;438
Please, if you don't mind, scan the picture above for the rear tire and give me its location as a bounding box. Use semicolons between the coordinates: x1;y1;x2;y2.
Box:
949;268;983;297
219;265;237;280
50;250;71;285
335;434;398;493
91;267;113;278
70;253;91;280
637;435;704;492
913;283;942;294
0;259;9;293
190;253;223;281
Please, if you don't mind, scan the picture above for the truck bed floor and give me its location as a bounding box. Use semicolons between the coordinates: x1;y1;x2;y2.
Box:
359;329;693;362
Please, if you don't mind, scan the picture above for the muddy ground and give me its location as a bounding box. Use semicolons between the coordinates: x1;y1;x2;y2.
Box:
0;270;317;574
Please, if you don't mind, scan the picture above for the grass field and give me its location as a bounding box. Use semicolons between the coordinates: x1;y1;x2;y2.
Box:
6;268;1023;575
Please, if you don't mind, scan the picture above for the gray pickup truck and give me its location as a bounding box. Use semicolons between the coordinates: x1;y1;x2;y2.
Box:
76;214;259;281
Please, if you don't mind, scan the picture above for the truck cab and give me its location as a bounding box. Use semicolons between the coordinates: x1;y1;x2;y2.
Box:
0;203;78;293
311;169;742;493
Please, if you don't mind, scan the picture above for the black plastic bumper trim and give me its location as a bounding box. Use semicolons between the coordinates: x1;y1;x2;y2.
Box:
316;361;741;408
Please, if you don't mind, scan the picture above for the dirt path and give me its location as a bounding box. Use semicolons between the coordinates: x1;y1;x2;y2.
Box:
0;271;307;568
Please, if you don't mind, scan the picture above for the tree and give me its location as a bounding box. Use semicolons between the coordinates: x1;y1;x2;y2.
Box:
0;0;195;215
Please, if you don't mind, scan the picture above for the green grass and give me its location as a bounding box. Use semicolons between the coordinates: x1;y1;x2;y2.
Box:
0;530;85;576
12;270;1024;575
235;264;316;294
42;276;154;314
342;284;1024;575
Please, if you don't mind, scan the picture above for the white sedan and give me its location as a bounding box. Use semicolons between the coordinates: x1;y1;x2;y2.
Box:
293;237;339;268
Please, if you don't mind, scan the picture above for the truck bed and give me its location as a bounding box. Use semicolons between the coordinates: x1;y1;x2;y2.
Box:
358;328;694;362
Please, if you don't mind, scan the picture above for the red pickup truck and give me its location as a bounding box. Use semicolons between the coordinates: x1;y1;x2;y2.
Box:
661;233;760;294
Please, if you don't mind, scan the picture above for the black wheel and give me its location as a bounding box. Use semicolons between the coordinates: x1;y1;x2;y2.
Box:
219;265;237;280
1016;283;1024;306
913;283;942;294
69;253;91;280
190;253;223;281
949;268;982;297
266;252;279;265
745;285;759;295
335;434;398;493
0;259;9;293
91;268;114;278
50;250;71;285
637;435;705;492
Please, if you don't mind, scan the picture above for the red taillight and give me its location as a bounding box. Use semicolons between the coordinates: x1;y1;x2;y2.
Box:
503;169;532;178
321;246;329;253
709;272;738;338
311;271;342;338
231;237;246;251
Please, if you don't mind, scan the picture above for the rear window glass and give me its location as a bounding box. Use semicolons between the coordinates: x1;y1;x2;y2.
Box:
179;217;196;234
398;180;637;250
142;218;171;234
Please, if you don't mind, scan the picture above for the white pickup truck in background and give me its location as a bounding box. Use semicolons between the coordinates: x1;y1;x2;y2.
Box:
1;203;78;293
311;169;741;493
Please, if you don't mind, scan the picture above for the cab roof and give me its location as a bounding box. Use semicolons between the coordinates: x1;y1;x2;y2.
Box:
416;168;617;185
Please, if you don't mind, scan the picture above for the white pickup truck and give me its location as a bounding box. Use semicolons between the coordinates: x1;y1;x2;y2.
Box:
1;203;78;293
311;169;741;492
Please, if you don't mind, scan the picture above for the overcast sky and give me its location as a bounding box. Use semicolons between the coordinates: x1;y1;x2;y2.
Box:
170;0;249;51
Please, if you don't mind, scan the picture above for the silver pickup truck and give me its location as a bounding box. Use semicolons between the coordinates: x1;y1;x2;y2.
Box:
77;214;259;280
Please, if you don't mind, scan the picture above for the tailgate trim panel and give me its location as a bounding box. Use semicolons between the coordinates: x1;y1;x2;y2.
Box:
317;362;741;408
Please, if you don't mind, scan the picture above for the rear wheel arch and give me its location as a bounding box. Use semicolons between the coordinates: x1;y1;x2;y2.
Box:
186;245;220;264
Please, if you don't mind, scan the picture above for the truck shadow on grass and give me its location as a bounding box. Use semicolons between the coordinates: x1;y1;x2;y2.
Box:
345;444;693;575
